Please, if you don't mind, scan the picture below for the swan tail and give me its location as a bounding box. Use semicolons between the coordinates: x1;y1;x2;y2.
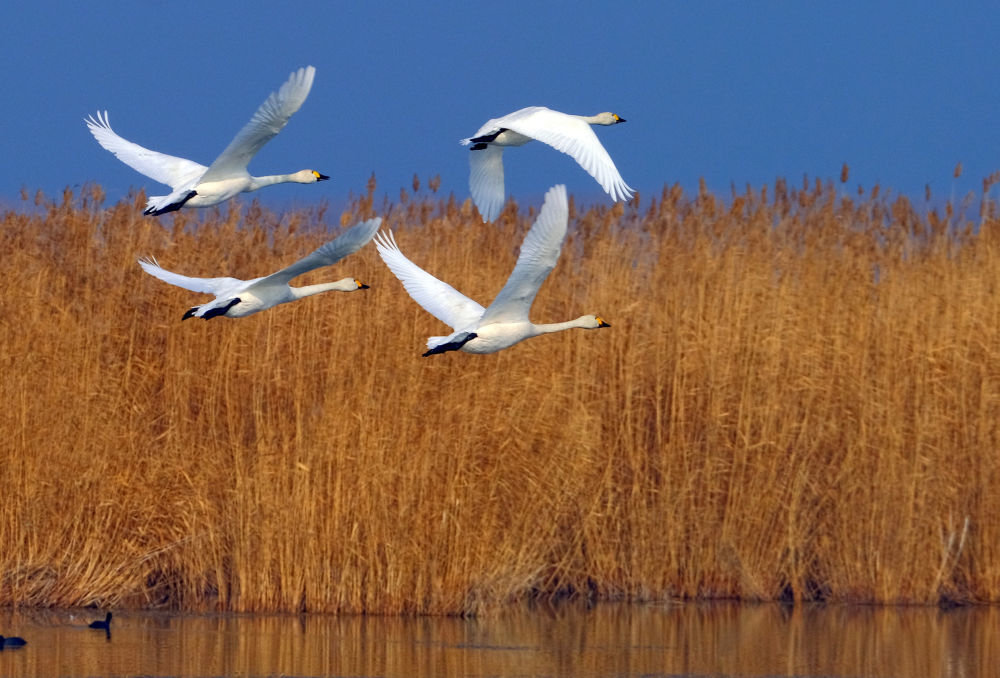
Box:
184;297;241;321
463;128;505;147
423;332;477;357
145;190;197;216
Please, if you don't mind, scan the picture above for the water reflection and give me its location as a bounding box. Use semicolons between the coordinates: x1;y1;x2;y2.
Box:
0;602;994;677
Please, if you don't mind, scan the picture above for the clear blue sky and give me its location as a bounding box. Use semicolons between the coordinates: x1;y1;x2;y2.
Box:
2;1;997;213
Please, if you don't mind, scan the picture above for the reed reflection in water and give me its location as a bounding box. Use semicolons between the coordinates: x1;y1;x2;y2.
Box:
0;602;994;677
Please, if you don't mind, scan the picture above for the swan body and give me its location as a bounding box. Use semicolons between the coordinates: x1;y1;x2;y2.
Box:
461;107;632;222
140;217;380;319
86;66;328;215
374;184;610;355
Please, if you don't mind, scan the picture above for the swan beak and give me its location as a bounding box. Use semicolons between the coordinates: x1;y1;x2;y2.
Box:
314;172;330;181
613;115;626;124
357;280;370;289
597;317;611;328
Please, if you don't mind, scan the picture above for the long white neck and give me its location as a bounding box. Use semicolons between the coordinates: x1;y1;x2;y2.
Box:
531;316;597;335
574;112;619;126
248;169;320;191
249;173;302;190
290;280;357;300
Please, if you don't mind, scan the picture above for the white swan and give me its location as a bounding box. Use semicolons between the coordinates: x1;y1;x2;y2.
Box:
375;185;610;355
460;106;632;222
86;66;328;216
139;217;381;319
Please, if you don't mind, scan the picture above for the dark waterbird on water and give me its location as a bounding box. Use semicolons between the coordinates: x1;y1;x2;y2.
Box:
0;635;27;648
89;612;112;630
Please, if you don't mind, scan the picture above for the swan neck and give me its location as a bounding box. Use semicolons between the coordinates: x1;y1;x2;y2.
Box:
533;317;590;334
249;174;295;190
291;282;344;299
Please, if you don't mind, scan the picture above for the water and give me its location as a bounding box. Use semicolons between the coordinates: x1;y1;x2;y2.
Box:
0;602;995;677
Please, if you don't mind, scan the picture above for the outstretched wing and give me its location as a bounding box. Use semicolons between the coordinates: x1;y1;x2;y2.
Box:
373;231;485;331
85;111;207;189
479;184;568;326
467;145;506;222
200;66;316;181
137;257;246;297
256;217;381;286
460;106;548;142
503;108;632;202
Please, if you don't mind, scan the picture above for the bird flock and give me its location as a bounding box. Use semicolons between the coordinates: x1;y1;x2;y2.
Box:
0;66;634;648
84;65;632;355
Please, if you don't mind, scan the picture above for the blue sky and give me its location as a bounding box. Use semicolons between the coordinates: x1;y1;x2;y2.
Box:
2;2;997;213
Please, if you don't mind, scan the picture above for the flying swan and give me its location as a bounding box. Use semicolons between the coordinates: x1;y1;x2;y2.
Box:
139;217;380;319
461;106;632;222
374;184;610;355
86;66;328;216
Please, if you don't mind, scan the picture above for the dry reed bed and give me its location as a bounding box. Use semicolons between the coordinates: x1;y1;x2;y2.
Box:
0;179;999;614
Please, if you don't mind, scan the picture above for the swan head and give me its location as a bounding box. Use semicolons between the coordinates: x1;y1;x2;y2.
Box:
294;169;330;183
334;277;370;291
594;112;626;125
583;314;612;329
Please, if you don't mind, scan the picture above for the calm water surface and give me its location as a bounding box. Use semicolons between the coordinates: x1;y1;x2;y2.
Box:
0;602;995;677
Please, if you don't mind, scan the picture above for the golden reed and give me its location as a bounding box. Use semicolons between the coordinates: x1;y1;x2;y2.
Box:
1;177;998;614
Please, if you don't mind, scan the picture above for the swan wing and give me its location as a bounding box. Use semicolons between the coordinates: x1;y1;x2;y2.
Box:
503;108;633;202
85;111;207;189
461;106;549;141
373;231;485;331
479;184;568;325
138;257;245;296
200;66;316;181
468;145;506;222
255;217;381;287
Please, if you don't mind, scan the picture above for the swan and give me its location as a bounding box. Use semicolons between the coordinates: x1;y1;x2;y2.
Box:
139;217;381;320
375;184;610;355
85;66;328;216
461;106;632;222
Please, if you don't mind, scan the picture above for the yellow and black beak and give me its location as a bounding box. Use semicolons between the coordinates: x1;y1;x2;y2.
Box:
597;317;611;328
314;171;330;181
613;114;626;124
357;279;370;289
